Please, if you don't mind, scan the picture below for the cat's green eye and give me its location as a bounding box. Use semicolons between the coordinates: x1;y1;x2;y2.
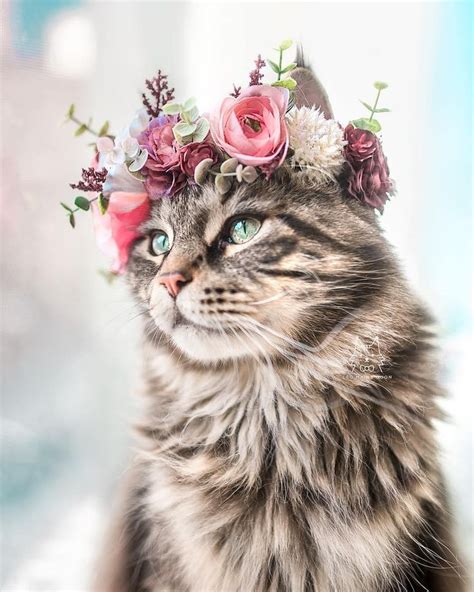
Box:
228;218;261;245
151;231;170;255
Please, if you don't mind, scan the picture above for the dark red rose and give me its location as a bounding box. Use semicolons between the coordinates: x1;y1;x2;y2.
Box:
179;141;219;178
344;124;378;162
345;129;394;212
144;169;187;199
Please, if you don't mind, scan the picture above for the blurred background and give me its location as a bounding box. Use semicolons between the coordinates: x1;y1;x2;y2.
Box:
1;0;472;589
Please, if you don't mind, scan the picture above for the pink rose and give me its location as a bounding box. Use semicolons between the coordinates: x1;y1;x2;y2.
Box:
92;191;150;274
179;141;219;177
210;85;289;167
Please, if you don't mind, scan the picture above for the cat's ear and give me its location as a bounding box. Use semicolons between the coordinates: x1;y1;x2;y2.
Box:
292;48;334;119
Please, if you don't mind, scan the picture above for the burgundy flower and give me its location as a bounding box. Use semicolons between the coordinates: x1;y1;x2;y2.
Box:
344;124;378;162
144;169;187;200
179;141;219;178
344;123;394;212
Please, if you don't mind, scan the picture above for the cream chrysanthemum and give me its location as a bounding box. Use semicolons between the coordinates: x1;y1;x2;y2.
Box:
287;106;346;178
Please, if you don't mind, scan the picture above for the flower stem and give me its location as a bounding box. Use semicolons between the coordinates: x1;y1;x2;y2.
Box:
369;88;382;122
69;115;100;137
277;48;283;81
69;195;98;215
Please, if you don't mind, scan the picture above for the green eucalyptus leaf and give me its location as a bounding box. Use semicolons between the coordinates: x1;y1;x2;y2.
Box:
74;196;90;211
98;193;109;215
192;118;210;143
281;62;297;74
267;59;281;74
162;103;182;115
374;107;390;113
183;97;197;111
351;118;382;133
278;39;293;51
374;81;388;90
184;105;199;122
69;213;76;228
67;104;75;119
174;121;197;136
75;124;87;137
98;121;110;136
98;269;118;284
272;77;297;90
360;100;374;112
60;202;73;213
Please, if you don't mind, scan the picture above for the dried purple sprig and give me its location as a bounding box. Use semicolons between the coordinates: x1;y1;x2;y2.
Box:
141;70;175;118
70;167;108;193
249;54;266;86
230;84;241;98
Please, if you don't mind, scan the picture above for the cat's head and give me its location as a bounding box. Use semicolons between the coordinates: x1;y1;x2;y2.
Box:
127;69;394;363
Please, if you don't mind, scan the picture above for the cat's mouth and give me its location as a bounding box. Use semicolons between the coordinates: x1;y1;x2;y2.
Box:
172;308;221;334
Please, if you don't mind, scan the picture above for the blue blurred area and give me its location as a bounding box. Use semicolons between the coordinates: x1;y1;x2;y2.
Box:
11;0;81;56
422;1;472;335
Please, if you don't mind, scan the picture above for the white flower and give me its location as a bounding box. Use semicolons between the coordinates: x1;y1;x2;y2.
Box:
102;163;145;197
286;106;346;178
97;110;149;173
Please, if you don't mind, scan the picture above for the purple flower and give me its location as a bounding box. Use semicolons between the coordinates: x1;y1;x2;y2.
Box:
138;115;186;198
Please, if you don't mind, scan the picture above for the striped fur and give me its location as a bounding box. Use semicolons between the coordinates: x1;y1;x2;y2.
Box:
95;73;465;592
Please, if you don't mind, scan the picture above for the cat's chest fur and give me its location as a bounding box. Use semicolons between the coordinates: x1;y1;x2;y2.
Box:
137;346;422;592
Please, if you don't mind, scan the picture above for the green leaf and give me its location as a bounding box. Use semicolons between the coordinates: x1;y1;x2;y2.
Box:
162;103;182;115
351;118;382;133
98;269;118;284
360;100;374;112
67;104;75;119
74;196;90;211
281;62;297;74
192;118;210;143
98;193;109;215
183;105;199;122
75;124;87;137
272;77;297;90
374;107;390;113
174;121;197;136
267;59;281;74
98;120;110;136
374;81;388;90
278;39;293;51
69;213;76;228
60;202;73;213
183;97;197;111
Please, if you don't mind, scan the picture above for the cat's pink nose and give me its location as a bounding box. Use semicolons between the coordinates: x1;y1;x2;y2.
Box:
158;272;188;298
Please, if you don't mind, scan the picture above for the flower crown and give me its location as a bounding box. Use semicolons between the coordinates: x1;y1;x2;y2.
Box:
62;40;394;275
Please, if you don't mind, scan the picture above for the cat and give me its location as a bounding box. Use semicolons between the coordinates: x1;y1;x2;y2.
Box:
94;59;465;592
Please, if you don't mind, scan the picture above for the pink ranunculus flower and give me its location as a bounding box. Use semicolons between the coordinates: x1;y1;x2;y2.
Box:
210;85;289;167
92;191;150;274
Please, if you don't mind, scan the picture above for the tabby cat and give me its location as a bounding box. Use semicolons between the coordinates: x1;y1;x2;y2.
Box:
95;61;465;592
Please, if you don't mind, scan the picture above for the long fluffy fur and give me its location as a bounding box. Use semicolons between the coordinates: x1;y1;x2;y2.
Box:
94;73;465;592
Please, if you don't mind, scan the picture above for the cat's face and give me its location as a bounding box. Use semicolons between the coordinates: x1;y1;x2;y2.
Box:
127;172;388;363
